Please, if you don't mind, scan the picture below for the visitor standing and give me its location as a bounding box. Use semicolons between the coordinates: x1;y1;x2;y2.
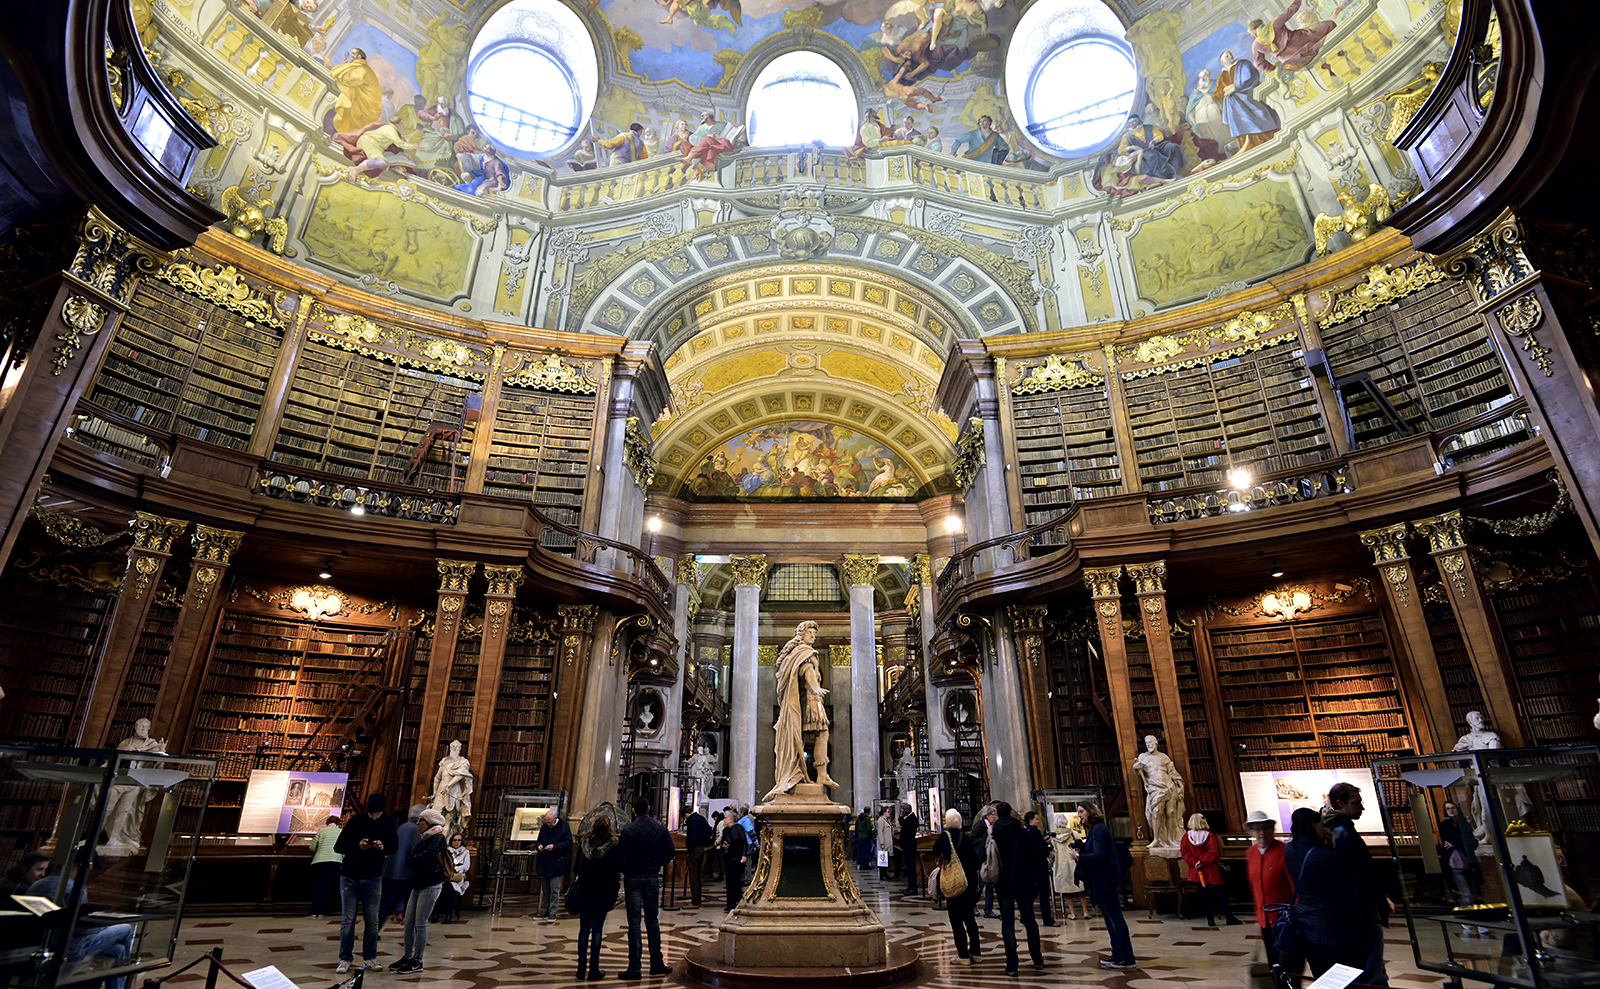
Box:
1180;813;1241;926
433;833;470;923
875;807;894;882
390;808;448;974
1243;810;1297;972
1440;800;1485;934
617;796;676;979
379;804;423;928
1023;811;1057;927
1283;807;1364;978
720;807;748;911
1076;802;1135;970
710;811;726;880
973;804;998;917
991;802;1044;975
575;814;621;980
333;792;398;973
900;803;921;895
684;805;713;907
535;808;573;921
308;815;343;917
855;808;874;869
932;808;983;963
1324;783;1390;985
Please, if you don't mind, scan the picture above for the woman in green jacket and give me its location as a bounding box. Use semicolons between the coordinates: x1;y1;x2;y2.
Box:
308;815;344;917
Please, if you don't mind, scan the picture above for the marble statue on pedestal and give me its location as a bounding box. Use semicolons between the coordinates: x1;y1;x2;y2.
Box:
1453;710;1528;841
764;620;837;800
687;744;716;804
429;739;475;838
1133;734;1185;855
102;718;168;849
892;748;918;801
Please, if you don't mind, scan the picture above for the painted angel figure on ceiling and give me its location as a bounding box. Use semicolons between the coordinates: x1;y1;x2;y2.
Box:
1251;0;1355;74
653;0;742;31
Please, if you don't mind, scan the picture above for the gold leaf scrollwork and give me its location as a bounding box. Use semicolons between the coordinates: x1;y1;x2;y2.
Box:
727;554;769;588
1439;553;1472;597
1497;296;1552;377
486;599;510;638
505;353;599;395
1323;259;1446;326
1011;354;1102;395
54;296;106;375
191;565;222;607
951;417;986;490
130;554;161;600
159;262;284;326
839;554;880;587
1383;565;1412;608
623;416;657;488
28;502;128;547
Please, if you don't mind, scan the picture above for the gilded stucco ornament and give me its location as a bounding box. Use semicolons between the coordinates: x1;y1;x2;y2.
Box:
28;502;129;548
838;554;880;587
727;554;769;588
1322;259;1446;325
622;416;657;488
220;184;293;256
505;353;599;395
1496;296;1552;377
159;262;284;326
1358;522;1411;564
53;296;107;375
770;194;835;260
1313;183;1394;256
951;417;986;490
437;559;477;593
1011;354;1101;395
1436;209;1537;303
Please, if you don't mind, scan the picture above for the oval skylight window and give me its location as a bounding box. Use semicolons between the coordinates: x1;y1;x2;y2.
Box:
466;0;598;157
1005;0;1134;157
746;51;858;148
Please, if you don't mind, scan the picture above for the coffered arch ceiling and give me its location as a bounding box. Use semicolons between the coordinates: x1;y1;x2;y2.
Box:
650;263;962;499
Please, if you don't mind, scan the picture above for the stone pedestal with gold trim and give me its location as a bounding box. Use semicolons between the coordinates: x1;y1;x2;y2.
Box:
686;786;916;987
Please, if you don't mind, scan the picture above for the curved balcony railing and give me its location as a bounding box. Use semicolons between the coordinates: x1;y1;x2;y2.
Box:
935;506;1077;602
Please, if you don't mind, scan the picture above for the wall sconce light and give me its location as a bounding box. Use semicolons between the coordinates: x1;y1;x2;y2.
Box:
647;516;663;533
944;515;963;534
1227;467;1252;491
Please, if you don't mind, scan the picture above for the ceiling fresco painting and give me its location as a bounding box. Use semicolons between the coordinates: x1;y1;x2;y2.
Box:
683;420;922;501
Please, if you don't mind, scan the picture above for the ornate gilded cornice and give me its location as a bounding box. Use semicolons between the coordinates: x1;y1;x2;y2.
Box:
1358;523;1412;564
839;554;880;587
503;352;599;395
560;603;600;636
623;416;657;488
1126;560;1167;596
677;554;699;587
1322;259;1446;326
1413;511;1469;554
307;303;490;378
951;417;986;491
727;554;769;588
28;503;129;548
483;563;526;598
437;559;477;593
1475;469;1571;537
1435;208;1536;305
158;261;284;326
191;525;244;565
1006;604;1047;635
911;553;931;586
131;512;188;555
1082;565;1123;600
69;208;165;306
1011;354;1102;395
1114;304;1294;370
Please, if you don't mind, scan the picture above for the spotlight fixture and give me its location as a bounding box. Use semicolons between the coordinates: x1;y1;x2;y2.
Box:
944;515;963;534
350;503;365;516
647;516;663;533
319;560;334;580
1227;467;1252;491
1270;559;1285;579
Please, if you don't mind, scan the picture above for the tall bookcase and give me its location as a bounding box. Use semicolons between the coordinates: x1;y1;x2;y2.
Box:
186;612;390;831
80;278;282;457
271;339;481;489
1123;338;1330;493
485;384;596;554
396;632;432;798
476;615;559;845
1425;601;1486;732
1173;639;1221;813
1494;577;1600;744
1123;639;1164;741
436;629;480;770
0;579;112;746
1047;636;1122;791
1209;614;1414;772
107;603;181;744
1322;279;1516;452
1011;383;1121;532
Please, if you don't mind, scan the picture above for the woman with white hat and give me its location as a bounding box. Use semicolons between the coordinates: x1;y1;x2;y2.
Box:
1244;810;1297;972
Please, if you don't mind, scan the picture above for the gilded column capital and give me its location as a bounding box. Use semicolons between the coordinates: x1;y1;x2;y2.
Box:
1082;565;1123;600
839;554;880;587
191;525;244;565
559;603;600;636
677;554;699;587
131;512;189;554
437;559;477;593
1126;560;1167;596
1435;208;1536;305
1414;510;1470;554
1358;522;1411;564
911;553;932;586
69;207;167;305
727;554;769;588
1006;604;1047;635
483;563;526;597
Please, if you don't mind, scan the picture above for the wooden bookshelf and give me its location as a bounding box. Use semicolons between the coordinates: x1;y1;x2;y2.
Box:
1173;639;1221;813
1123;639;1164;742
1322;280;1513;452
1424;601;1486;732
436;628;480;771
186;612;390;831
271;339;480;489
0;581;112;745
1047;635;1122;791
1011;384;1121;534
485;384;595;555
1209;613;1415;772
396;631;431;800
475;615;559;843
82;279;281;456
1124;338;1329;493
1494;577;1600;745
108;603;180;743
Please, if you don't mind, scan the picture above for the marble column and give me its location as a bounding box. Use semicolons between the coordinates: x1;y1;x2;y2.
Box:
913;554;951;762
727;555;768;808
1414;510;1525;746
841;554;880;811
412;560;477;801
985;607;1037;807
658;555;699;771
1358;522;1453;753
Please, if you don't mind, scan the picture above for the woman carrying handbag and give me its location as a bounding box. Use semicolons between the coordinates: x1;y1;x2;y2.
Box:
932;808;983;964
1277;808;1363;978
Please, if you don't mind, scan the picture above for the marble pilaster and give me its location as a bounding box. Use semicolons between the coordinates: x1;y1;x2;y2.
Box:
727;554;768;808
841;554;880;810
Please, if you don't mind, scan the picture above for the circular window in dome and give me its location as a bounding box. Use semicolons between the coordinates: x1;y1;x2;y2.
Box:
746;51;858;149
466;0;598;157
1005;0;1135;157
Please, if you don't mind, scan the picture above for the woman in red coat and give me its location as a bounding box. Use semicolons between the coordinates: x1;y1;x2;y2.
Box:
1244;810;1299;971
1180;813;1241;927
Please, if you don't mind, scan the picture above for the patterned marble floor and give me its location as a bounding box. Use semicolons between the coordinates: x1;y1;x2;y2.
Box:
165;870;1454;989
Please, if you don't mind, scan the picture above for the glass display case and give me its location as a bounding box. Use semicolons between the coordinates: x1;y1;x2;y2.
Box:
1034;787;1105;835
1372;745;1600;988
485;788;565;912
0;744;216;989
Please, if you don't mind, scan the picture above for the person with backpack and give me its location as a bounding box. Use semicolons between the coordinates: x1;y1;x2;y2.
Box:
574;813;621;980
932;808;983;963
390;808;448;974
991;801;1044;975
1075;801;1135;970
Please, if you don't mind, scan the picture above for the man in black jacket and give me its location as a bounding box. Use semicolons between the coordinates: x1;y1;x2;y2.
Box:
899;803;920;895
720;806;748;912
333;792;399;973
534;808;572;921
991;801;1045;975
1325;783;1391;986
616;796;677;979
684;805;713;907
